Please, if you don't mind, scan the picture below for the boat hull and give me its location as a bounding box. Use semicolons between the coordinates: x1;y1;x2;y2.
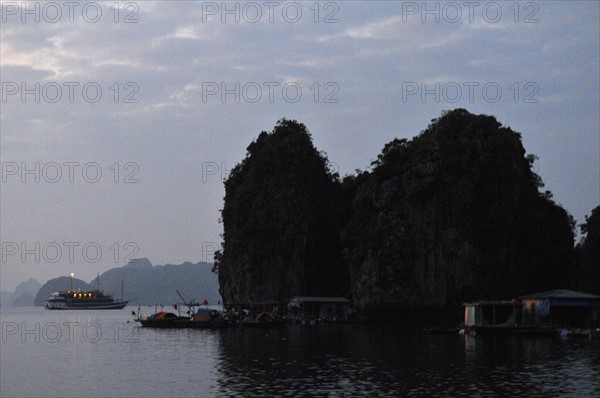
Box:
138;317;190;328
44;301;128;310
138;318;230;328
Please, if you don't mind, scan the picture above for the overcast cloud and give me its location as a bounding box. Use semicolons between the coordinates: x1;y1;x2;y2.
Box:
1;0;599;290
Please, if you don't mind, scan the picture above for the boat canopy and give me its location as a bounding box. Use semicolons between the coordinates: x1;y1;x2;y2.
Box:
151;312;178;319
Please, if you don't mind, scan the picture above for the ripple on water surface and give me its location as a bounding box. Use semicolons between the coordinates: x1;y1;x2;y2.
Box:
1;308;599;397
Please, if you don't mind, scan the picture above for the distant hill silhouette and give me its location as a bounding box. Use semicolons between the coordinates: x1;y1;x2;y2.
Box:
13;278;41;306
13;292;35;307
124;257;153;270
0;278;42;307
0;291;12;307
33;259;220;306
91;259;220;305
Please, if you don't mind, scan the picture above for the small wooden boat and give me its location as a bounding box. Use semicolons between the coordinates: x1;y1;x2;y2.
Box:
136;289;230;328
137;311;190;328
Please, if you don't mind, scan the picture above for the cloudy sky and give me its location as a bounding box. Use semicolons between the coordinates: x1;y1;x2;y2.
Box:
1;1;599;291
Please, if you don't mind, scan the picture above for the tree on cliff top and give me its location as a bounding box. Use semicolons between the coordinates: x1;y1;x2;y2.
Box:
216;119;348;304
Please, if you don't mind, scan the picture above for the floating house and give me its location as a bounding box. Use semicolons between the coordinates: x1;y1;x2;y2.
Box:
286;296;353;322
520;289;600;329
463;301;523;328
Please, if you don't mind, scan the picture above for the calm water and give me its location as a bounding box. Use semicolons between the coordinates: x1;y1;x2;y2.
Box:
1;307;599;398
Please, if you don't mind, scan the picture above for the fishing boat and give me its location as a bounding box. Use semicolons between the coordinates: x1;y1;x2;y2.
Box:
137;311;190;327
135;290;229;328
136;309;229;328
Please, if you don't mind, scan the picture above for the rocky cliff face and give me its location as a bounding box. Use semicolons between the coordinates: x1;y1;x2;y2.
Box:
216;119;348;304
576;206;600;294
343;109;574;317
215;110;576;318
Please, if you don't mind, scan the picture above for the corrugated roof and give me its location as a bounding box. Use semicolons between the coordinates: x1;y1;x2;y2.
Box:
519;289;600;300
288;296;352;303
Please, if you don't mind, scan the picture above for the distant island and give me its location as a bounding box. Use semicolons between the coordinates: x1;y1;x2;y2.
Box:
1;258;220;307
84;258;221;306
0;278;42;307
215;109;600;320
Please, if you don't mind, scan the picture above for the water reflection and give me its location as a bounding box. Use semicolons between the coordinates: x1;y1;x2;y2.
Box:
215;325;600;397
1;308;599;397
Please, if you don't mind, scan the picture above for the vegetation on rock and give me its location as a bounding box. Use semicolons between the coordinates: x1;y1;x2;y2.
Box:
216;119;349;304
216;110;588;318
343;109;575;317
575;206;600;294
